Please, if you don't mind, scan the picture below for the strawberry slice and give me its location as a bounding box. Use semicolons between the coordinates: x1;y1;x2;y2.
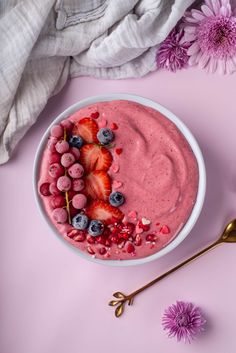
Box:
84;170;111;201
80;144;112;172
72;118;99;143
86;200;124;225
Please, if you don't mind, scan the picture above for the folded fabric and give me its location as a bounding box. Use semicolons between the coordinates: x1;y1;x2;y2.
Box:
0;0;194;164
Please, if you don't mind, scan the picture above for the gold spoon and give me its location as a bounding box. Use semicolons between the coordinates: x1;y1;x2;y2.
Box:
109;219;236;318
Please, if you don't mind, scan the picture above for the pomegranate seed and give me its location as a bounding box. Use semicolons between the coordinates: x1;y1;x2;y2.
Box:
96;236;106;245
121;222;135;235
67;229;86;242
99;247;107;255
105;239;111;247
91;112;99;119
67;229;78;238
87;235;95;244
110;234;119;244
103;228;111;237
126;242;135;253
118;239;125;248
118;232;129;240
110;122;118;130
137;220;150;231
160;225;170;234
87;246;95;255
134;234;142;246
74;233;86;242
115;148;123;155
146;234;156;242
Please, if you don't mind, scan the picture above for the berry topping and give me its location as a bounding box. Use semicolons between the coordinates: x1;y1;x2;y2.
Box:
49;182;61;195
67;229;86;242
57;176;72;192
86;200;124;225
68;163;84;179
110;122;118;130
60;119;73;131
136;219;150;232
126;242;135;254
112;180;123;189
91;111;99;119
50;125;63;138
109;191;125;207
134;234;142;246
99;247;107;255
50;195;66;208
72;194;87;209
72;213;89;230
55;140;70;154
39;183;51;196
84;171;111;201
160;225;170;234
87;246;95;255
115;148;123;155
70;147;80;160
52;208;68;223
146;234;156;242
97;128;114;145
61;152;75;168
72;118;99;144
68;135;84;149
72;178;85;192
88;220;104;236
48;152;61;164
128;210;137;220
48;163;64;178
80;144;112;172
111;162;119;173
47;137;57;152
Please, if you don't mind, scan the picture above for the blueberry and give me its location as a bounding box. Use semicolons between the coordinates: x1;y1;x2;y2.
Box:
109;191;125;207
97;128;114;145
69;135;84;148
88;220;104;236
72;213;89;230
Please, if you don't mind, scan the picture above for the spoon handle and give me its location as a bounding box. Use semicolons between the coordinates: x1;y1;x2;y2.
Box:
109;239;221;317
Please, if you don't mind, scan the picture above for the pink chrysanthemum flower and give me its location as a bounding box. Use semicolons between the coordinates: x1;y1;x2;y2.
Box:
162;301;206;343
156;27;190;72
183;0;236;74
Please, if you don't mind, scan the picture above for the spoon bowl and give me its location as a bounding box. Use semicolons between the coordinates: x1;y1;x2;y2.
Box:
220;219;236;243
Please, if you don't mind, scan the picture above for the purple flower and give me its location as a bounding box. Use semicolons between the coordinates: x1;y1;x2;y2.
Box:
183;0;236;74
162;301;206;343
156;27;190;72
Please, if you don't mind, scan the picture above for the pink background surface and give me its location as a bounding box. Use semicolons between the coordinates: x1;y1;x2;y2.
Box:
1;68;236;353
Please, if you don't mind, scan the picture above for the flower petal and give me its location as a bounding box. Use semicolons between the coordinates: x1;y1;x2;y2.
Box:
184;16;199;23
201;4;214;17
198;52;210;69
191;9;206;21
217;59;226;74
183;32;197;42
188;52;198;66
211;0;221;15
225;57;236;74
188;42;200;55
184;25;197;34
207;58;217;73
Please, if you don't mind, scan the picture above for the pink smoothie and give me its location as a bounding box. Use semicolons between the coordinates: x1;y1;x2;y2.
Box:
38;100;199;261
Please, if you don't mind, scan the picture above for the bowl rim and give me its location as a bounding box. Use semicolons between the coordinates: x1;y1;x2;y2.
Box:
33;93;206;267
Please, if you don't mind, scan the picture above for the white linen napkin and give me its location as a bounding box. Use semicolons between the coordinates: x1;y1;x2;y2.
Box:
0;0;194;164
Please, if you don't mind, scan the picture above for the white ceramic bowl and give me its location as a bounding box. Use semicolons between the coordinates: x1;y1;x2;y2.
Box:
33;93;206;266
